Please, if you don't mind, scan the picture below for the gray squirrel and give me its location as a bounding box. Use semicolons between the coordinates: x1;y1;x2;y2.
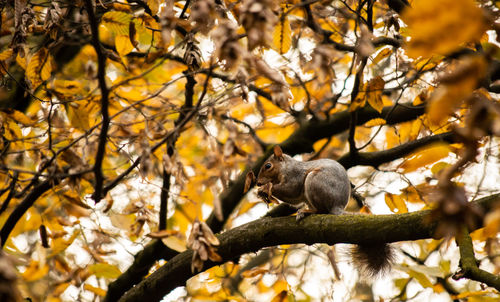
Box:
250;145;393;276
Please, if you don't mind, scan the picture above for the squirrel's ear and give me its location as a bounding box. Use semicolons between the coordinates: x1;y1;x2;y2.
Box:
273;145;284;161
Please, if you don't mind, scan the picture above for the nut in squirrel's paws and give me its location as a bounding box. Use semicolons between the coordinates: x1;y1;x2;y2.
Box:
257;183;279;205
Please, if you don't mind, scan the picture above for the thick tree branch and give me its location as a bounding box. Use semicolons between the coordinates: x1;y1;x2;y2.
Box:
0;171;18;215
338;131;457;169
85;0;111;203
1;178;57;247
119;193;500;302
103;240;178;302
454;226;500;291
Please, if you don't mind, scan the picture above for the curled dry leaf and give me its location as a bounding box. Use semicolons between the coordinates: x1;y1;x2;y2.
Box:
187;219;221;273
189;0;217;34
146;229;179;239
244;171;255;193
240;0;279;50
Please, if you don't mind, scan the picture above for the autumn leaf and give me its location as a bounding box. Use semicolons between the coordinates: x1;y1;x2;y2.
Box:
101;11;132;36
399;142;451;172
22;261;49;282
26;48;53;88
365;118;386;127
88;263;122;279
427;55;487;125
366;76;385;113
0;48;13;61
64;101;90;130
84;284;107;296
371;47;392;65
402;0;487;58
115;35;135;57
272;14;292;54
385;193;408;214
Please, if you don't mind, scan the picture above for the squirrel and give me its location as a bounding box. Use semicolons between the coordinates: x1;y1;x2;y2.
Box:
250;145;393;277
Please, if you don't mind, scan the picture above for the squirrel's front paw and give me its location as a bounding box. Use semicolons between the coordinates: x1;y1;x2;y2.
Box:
296;208;316;221
257;183;279;205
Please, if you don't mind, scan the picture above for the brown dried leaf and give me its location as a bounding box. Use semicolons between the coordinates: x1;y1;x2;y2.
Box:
244;171;255;193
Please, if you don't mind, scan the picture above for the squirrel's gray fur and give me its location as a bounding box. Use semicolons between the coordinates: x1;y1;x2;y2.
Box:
256;145;393;277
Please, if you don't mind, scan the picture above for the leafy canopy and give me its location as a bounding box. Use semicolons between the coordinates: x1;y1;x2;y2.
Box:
0;0;500;301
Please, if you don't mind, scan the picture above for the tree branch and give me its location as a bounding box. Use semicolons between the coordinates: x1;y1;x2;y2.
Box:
84;0;111;203
338;131;457;169
119;193;500;302
454;225;500;291
103;240;178;302
1;178;57;247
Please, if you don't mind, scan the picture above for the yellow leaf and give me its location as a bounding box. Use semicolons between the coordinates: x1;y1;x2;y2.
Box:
109;213;135;230
350;93;366;112
22;261;49;282
431;161;450;176
161;235;187;252
146;0;160;15
399;142;451;173
371;47;392;65
53;80;83;96
115;35;135;57
16;53;27;69
453;290;496;299
53;282;70;296
402;0;487;58
0;48;13;61
272;15;292;54
26;48;52;88
88;263;122;279
83;284;107;296
399;119;422;142
366;76;385;113
65;102;90;130
385;193;408;214
385;127;399;149
427;56;487;125
273;280;289;293
271;290;288;302
49;230;79;257
5;109;35;126
102;11;132;35
407;269;433;288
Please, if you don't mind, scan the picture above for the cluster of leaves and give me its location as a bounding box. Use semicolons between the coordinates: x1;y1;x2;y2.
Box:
0;0;500;301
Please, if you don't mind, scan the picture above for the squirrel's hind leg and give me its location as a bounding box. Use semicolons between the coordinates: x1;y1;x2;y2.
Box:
304;168;347;215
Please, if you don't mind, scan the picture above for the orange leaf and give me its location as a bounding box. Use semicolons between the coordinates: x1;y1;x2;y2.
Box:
399;143;451;173
366;76;385;113
115;35;135;56
84;284;107;296
385;193;408;214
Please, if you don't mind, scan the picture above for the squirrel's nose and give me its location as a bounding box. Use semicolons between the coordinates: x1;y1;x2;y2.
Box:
256;181;263;186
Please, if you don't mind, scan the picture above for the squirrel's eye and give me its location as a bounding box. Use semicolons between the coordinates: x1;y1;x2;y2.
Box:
264;163;272;170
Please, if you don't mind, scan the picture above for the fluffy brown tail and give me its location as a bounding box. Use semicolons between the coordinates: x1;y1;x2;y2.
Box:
351;243;394;278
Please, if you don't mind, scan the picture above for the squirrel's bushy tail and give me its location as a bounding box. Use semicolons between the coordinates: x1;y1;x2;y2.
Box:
351;243;394;278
